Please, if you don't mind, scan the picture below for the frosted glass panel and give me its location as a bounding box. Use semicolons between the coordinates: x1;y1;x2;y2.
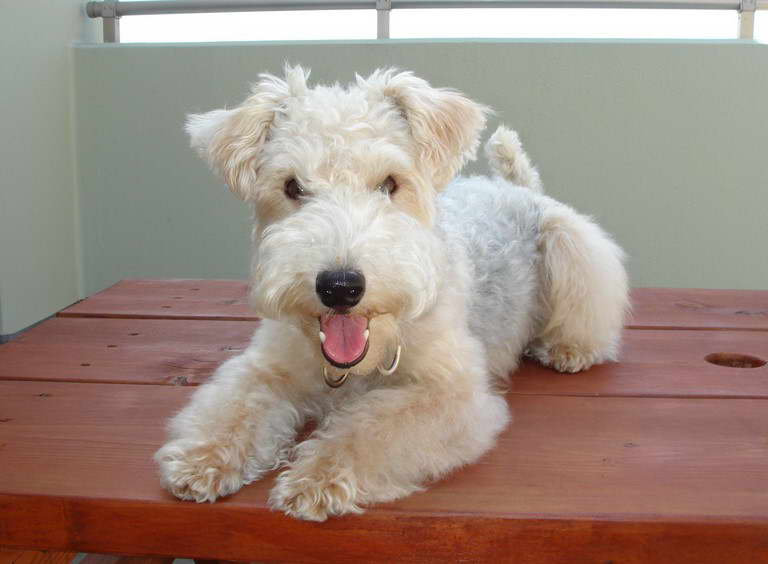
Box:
391;9;738;39
756;11;768;43
121;11;376;42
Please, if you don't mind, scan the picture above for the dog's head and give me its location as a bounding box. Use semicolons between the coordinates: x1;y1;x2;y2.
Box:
186;66;487;375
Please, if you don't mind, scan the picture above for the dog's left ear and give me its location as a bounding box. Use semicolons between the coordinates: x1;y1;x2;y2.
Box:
361;69;489;188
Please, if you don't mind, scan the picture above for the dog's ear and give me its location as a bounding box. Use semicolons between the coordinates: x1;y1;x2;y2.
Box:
360;69;489;188
185;64;310;200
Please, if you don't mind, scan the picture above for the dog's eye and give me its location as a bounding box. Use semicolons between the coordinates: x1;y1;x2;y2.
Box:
284;178;304;200
377;176;398;196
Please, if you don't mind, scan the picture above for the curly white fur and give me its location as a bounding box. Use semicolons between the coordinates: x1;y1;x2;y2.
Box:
155;66;629;521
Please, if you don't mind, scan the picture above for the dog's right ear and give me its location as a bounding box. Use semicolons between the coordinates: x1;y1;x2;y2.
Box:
185;65;310;201
184;104;271;201
185;108;237;166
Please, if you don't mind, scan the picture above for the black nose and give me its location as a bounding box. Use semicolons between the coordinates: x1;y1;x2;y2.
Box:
316;270;365;310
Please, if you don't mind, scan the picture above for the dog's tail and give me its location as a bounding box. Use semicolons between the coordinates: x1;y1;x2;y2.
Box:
484;125;543;193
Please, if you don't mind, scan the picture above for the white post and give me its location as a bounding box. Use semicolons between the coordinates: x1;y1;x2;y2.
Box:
377;0;391;39
101;0;121;43
738;0;756;39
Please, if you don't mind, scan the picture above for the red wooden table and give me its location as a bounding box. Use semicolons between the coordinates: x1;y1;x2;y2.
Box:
1;280;767;563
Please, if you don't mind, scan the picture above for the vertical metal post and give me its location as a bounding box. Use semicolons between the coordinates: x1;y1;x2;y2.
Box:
101;0;121;43
377;0;391;39
738;0;756;39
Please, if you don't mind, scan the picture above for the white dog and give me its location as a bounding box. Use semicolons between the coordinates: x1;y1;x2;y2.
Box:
155;66;629;521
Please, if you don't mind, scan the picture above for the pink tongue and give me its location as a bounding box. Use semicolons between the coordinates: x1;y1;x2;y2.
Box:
321;315;368;365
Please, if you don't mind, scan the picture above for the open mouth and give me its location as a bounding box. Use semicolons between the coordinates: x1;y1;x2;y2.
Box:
318;313;369;369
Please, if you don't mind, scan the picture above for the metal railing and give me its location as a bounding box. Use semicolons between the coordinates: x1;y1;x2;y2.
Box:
86;0;766;42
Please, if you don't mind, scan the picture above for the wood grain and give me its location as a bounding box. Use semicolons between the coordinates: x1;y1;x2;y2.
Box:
4;281;768;561
3;495;767;564
630;287;768;331
0;380;766;562
58;281;768;330
0;318;256;386
59;280;254;321
512;328;768;398
0;551;75;564
2;319;765;397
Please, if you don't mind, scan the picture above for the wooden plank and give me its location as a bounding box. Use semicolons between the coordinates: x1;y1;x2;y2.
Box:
59;280;255;321
0;318;256;386
4;497;767;564
630;287;768;331
0;551;75;564
2;318;765;397
59;281;768;330
0;381;766;562
513;328;768;398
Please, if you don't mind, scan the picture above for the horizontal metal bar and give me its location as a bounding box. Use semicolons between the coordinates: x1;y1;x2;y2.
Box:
399;0;740;7
86;0;767;18
88;0;373;16
400;0;767;5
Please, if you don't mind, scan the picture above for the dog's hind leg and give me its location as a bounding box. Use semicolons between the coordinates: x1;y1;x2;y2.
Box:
530;200;629;373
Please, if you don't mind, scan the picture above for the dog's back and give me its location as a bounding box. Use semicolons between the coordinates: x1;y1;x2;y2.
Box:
438;172;543;380
441;125;628;378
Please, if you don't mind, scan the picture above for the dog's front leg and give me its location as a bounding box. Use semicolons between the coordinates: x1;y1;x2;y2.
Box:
155;347;309;503
270;376;510;521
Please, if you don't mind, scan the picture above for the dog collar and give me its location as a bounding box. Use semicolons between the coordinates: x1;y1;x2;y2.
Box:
322;345;402;388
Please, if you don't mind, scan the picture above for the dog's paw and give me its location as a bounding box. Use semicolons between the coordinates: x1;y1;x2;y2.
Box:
269;464;363;522
155;439;245;503
531;343;600;373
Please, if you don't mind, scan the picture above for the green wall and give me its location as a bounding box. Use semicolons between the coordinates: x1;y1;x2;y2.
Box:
3;36;767;337
0;1;99;337
74;40;768;296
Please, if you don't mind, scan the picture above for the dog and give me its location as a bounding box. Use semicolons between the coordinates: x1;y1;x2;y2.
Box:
155;66;629;521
